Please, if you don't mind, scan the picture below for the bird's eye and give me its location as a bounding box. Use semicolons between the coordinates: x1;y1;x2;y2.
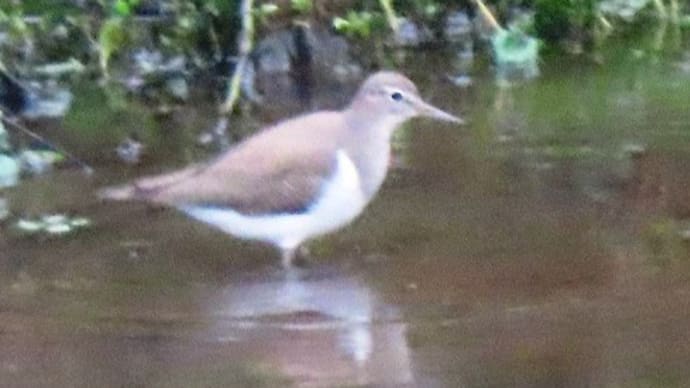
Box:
391;92;403;101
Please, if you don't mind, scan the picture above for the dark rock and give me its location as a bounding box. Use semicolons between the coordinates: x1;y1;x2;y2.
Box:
0;72;72;119
0;71;29;115
242;24;362;116
443;12;475;85
21;81;73;119
116;136;145;165
124;49;189;103
133;0;169;17
444;11;473;43
393;18;433;47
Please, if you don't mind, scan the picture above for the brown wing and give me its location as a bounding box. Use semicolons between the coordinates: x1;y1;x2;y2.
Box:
101;112;344;215
146;145;337;215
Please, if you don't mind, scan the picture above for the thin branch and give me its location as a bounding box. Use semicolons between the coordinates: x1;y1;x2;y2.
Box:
474;0;503;32
669;0;679;24
597;14;612;32
0;107;93;175
652;0;667;19
220;0;255;115
379;0;400;34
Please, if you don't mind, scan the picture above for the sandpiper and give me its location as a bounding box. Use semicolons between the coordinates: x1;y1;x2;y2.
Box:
100;71;463;267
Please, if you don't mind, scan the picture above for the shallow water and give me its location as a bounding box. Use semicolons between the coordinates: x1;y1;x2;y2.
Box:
3;37;690;387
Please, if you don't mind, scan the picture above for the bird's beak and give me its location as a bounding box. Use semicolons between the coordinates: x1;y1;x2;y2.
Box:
412;96;465;125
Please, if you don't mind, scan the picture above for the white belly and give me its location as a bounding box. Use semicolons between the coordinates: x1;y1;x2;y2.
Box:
179;150;367;251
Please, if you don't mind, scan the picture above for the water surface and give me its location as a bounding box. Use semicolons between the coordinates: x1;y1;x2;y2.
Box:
2;38;690;387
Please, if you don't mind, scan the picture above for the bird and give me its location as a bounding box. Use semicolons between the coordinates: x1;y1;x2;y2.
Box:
99;71;463;267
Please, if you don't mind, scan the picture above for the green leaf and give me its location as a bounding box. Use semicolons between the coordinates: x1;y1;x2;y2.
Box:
113;0;141;16
113;0;131;16
98;17;128;74
333;11;375;38
333;17;350;31
257;3;279;16
291;0;312;13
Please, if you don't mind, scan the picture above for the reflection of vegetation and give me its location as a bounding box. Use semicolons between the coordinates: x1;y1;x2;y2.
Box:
63;81;158;153
154;362;292;388
643;218;689;267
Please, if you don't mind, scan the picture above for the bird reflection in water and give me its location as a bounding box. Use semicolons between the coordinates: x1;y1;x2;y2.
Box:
206;265;413;386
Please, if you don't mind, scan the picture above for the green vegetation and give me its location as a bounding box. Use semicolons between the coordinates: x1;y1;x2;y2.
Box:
0;1;685;79
291;0;313;14
254;3;279;23
62;81;158;153
644;218;689;267
534;0;596;44
333;10;383;39
0;0;687;140
98;17;128;76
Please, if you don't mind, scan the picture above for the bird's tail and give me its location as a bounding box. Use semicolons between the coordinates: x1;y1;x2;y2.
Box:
98;163;203;202
97;184;138;201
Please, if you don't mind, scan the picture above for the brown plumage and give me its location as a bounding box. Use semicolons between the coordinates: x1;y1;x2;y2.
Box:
102;112;347;215
100;71;463;267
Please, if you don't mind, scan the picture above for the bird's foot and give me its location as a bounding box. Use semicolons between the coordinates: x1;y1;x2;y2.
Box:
281;248;296;269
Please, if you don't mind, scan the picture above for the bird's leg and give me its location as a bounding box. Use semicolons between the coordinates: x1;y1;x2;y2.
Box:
281;247;297;269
